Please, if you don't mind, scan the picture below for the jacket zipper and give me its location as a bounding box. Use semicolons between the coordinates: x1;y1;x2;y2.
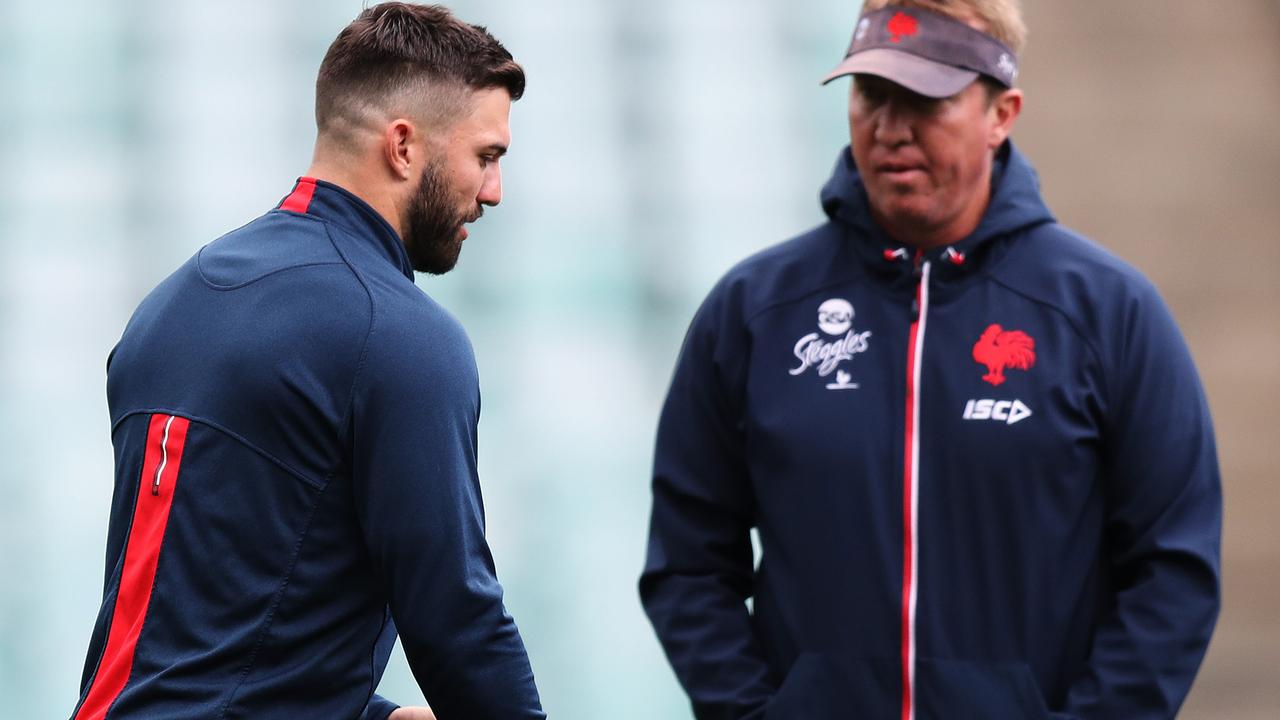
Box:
152;414;176;495
901;253;931;720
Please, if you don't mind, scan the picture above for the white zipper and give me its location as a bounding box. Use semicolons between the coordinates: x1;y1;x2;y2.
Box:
152;415;176;496
902;259;931;720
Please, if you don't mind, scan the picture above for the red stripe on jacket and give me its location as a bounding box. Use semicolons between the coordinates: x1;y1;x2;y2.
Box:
901;312;919;720
75;414;190;720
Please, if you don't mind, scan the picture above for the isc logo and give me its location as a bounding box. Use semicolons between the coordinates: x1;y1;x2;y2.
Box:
962;398;1032;425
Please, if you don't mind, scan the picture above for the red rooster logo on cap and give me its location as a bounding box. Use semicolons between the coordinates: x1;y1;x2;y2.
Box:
887;11;919;42
972;324;1036;386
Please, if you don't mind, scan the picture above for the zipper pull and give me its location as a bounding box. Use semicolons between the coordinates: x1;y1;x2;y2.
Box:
152;415;176;496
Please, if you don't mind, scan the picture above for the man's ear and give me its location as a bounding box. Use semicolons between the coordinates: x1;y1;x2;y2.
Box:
988;87;1023;149
383;118;417;181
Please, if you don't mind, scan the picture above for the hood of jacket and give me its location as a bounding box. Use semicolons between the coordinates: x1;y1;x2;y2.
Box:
819;140;1056;277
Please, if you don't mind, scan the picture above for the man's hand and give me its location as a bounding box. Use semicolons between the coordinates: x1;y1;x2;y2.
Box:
388;707;436;720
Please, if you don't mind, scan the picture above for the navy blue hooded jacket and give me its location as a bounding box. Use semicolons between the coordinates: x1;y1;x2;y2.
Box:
640;143;1221;719
72;178;543;720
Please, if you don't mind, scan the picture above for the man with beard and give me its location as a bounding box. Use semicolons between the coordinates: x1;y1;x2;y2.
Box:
70;4;541;720
640;1;1221;718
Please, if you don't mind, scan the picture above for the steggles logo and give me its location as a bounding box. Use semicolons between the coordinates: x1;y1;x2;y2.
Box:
790;299;873;381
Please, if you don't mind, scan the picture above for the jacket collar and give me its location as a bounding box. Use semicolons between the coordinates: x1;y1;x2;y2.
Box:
819;140;1055;283
275;177;414;280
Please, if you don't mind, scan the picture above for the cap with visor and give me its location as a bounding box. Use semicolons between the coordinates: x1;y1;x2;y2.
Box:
822;6;1018;98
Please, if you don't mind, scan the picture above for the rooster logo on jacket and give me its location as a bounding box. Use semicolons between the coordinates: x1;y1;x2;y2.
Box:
972;324;1035;386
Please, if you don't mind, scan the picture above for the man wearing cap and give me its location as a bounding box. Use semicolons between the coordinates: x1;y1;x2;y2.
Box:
639;1;1221;718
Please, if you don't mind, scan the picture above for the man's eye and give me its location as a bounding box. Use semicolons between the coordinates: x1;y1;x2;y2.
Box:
857;86;885;104
910;95;945;113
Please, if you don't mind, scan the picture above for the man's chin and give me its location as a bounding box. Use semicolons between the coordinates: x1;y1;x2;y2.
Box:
409;241;463;275
414;256;460;275
872;199;933;227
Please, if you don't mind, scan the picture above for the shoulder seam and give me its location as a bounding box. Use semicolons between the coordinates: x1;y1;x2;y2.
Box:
729;225;876;328
742;273;871;329
320;223;378;455
110;409;325;489
195;213;346;291
197;258;348;291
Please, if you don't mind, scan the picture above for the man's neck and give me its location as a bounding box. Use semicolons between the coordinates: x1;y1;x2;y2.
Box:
304;157;405;241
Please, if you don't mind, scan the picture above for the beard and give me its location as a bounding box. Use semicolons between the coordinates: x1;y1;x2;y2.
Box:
402;161;482;275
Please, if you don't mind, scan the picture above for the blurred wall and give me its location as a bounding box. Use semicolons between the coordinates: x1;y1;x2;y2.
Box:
1014;3;1280;718
0;1;1275;718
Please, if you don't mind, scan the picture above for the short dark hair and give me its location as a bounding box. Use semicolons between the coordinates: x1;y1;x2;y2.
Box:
315;3;524;135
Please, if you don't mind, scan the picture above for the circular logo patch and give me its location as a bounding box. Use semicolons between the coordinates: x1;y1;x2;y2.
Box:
817;298;854;335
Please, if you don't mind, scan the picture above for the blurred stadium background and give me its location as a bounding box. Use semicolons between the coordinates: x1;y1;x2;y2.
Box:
1;1;1276;717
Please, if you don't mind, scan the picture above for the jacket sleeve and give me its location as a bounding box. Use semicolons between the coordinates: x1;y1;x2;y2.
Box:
640;280;777;719
360;694;399;720
351;315;543;720
1060;281;1222;719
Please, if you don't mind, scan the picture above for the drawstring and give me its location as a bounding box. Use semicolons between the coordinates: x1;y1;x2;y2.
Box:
883;246;965;266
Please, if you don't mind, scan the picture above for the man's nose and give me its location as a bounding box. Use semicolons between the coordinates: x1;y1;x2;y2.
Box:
874;102;914;146
477;165;502;207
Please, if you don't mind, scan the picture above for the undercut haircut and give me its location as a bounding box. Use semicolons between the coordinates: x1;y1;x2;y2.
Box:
315;2;525;144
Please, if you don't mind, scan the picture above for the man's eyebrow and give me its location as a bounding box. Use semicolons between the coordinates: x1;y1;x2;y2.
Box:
484;144;508;157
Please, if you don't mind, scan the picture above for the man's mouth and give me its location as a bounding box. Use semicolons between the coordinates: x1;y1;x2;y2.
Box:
877;162;928;182
458;208;484;239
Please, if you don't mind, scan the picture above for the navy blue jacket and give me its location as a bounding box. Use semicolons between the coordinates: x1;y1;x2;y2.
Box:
73;178;543;720
640;144;1221;719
